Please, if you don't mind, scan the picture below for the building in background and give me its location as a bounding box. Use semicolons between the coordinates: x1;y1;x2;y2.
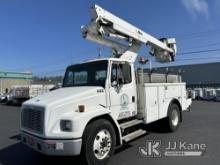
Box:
0;71;32;94
153;62;220;88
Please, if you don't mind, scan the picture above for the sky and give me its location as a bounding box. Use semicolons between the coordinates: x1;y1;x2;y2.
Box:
0;0;220;76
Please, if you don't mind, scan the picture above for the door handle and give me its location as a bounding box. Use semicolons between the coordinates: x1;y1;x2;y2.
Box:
132;96;135;102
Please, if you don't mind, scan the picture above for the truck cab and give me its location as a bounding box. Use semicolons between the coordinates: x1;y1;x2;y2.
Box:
20;58;133;157
63;58;137;120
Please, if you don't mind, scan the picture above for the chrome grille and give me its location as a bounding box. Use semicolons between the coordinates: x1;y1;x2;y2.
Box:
22;107;44;134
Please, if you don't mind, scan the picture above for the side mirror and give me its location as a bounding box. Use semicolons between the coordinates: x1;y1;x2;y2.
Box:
111;80;118;87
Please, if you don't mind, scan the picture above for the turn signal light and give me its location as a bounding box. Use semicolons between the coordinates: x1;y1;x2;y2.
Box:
78;105;85;112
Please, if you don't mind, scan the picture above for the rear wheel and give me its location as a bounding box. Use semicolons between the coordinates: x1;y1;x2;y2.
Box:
81;119;116;165
166;104;181;132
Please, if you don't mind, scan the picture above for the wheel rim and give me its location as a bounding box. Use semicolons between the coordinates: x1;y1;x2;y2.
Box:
93;129;112;160
171;109;179;127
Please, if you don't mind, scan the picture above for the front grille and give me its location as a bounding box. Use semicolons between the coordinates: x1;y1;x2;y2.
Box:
22;107;44;134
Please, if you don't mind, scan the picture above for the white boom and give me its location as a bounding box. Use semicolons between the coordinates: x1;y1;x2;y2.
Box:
81;4;177;63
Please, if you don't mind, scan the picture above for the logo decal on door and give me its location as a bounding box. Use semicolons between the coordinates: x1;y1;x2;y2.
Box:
120;94;129;109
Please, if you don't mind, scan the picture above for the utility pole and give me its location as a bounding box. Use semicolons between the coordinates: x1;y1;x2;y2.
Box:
0;78;2;94
71;54;73;64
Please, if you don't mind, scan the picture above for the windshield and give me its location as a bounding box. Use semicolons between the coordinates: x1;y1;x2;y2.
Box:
63;60;108;88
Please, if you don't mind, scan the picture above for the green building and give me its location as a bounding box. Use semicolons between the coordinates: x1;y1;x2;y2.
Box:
0;71;32;94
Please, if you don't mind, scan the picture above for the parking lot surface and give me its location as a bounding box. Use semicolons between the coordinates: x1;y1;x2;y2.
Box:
0;101;220;165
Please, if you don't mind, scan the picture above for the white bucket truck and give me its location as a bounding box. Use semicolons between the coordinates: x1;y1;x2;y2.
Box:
20;5;192;165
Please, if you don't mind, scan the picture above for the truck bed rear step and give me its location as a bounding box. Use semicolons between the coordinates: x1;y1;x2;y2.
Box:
122;129;146;143
120;119;143;131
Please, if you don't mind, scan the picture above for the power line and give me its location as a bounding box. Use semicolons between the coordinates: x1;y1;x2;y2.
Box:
27;48;220;75
11;29;220;72
12;29;220;74
181;42;220;51
178;48;220;55
34;48;220;75
175;28;220;40
176;56;220;62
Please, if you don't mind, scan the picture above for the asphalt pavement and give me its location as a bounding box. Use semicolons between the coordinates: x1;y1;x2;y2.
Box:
0;101;220;165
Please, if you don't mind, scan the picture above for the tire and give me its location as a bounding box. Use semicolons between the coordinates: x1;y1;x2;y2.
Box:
166;103;181;132
81;119;116;165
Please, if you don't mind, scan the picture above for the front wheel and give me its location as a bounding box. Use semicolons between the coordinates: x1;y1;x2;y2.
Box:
81;119;116;165
166;104;181;132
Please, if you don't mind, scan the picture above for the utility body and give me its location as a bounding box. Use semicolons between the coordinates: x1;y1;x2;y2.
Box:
20;5;191;165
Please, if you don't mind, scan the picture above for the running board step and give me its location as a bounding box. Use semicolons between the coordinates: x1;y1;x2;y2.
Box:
122;129;146;143
120;119;144;131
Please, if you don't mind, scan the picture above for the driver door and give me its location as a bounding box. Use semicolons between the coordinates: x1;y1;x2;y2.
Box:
109;61;137;120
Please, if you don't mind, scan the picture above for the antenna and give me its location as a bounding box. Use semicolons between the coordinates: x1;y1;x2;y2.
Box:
70;54;73;64
98;47;102;58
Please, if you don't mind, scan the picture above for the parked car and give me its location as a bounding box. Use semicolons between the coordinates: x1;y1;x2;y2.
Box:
0;93;9;103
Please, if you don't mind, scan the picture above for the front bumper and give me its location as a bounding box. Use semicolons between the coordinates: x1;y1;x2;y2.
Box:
21;132;82;156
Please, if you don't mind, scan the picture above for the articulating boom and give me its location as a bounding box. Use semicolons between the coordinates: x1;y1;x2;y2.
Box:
81;4;177;63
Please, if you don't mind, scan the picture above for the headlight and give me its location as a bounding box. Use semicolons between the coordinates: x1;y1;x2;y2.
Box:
60;120;72;132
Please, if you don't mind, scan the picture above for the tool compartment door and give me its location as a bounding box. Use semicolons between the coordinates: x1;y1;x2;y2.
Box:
145;86;159;123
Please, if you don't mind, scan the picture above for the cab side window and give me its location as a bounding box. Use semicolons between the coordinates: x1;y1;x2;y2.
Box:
111;62;132;85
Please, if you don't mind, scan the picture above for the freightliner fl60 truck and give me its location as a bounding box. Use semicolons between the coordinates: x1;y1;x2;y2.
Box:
20;5;192;165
